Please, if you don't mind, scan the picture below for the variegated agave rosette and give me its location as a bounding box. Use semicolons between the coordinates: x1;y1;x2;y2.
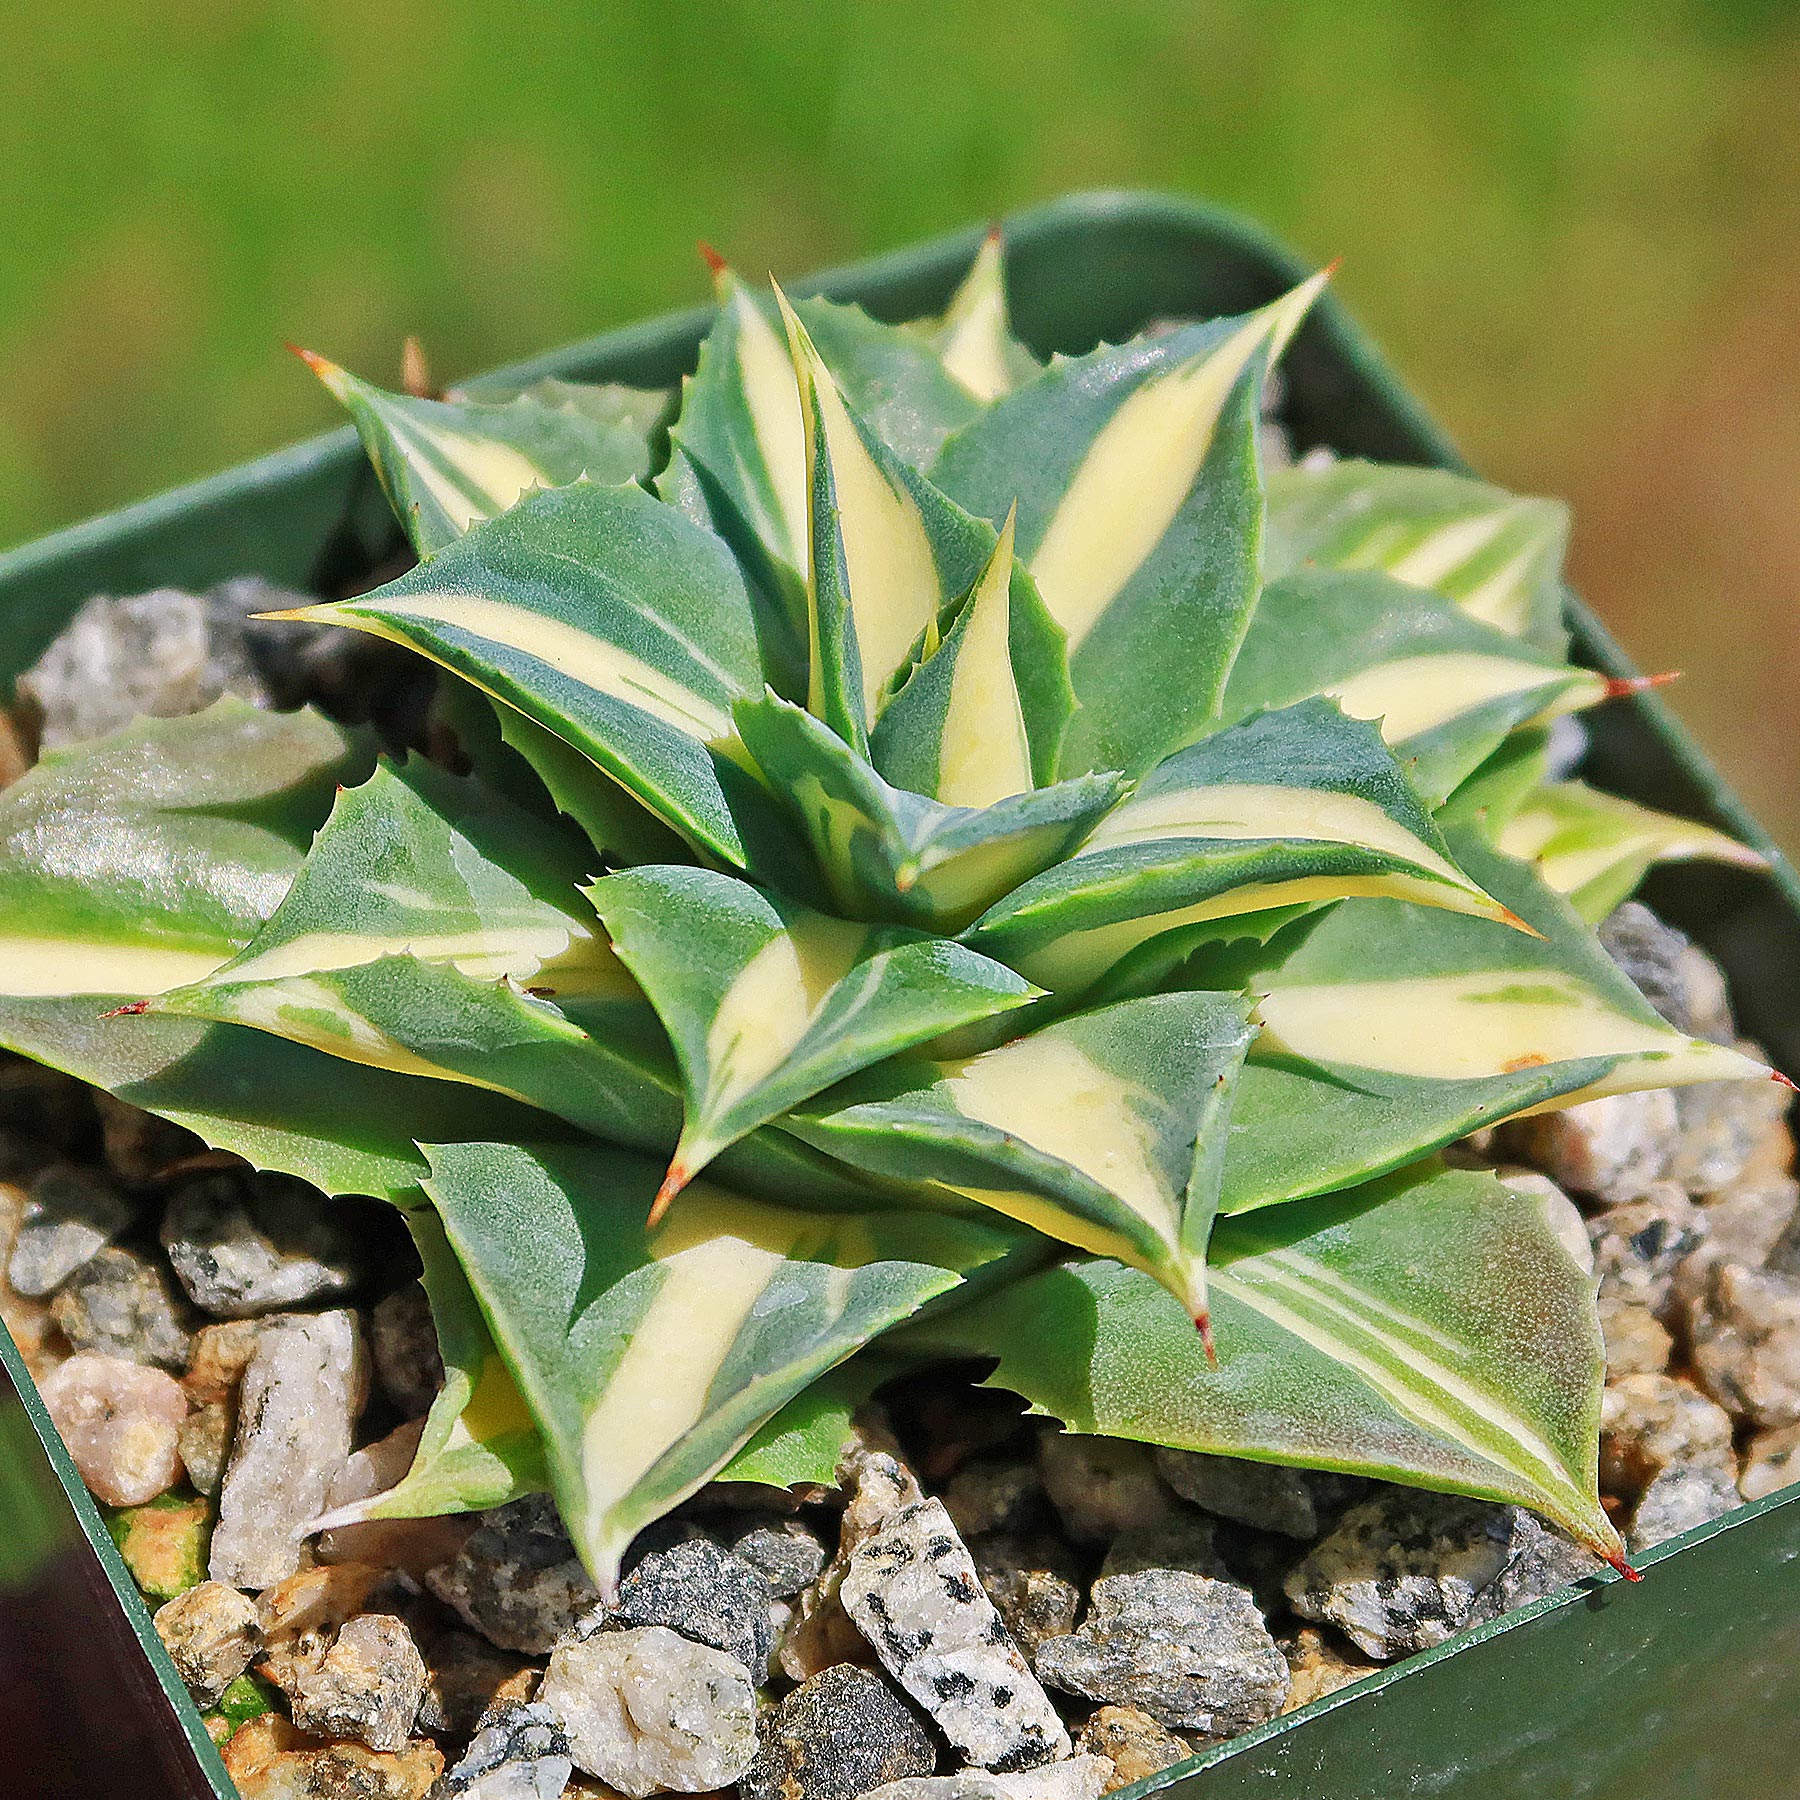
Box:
1;234;1776;1596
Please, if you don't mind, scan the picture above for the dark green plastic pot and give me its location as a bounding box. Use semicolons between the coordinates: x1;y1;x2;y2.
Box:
1;190;1796;1800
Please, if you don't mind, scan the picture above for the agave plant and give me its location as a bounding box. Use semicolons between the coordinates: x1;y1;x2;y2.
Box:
1;234;1775;1598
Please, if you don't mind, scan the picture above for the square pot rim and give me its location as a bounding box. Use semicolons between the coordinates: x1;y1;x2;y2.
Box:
1;185;1796;1799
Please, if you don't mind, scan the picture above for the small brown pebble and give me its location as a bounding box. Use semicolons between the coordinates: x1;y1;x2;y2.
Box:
370;1281;443;1417
185;1319;265;1405
255;1562;392;1695
40;1351;187;1505
154;1580;263;1705
221;1712;443;1800
415;1627;538;1737
178;1400;235;1496
1599;1375;1736;1499
1597;1297;1674;1377
289;1613;428;1754
1038;1431;1173;1542
1280;1625;1375;1712
1075;1705;1190;1790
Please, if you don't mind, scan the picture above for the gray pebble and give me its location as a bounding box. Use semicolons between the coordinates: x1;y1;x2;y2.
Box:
943;1460;1045;1540
1740;1422;1800;1503
1099;1511;1229;1581
17;587;274;750
1685;1259;1800;1428
1598;904;1735;1044
209;1308;365;1588
1629;1462;1740;1551
426;1495;602;1655
724;1513;828;1599
289;1612;429;1754
1707;1175;1800;1271
843;1497;1070;1771
1600;1374;1737;1498
1037;1569;1289;1736
1037;1433;1172;1543
437;1700;574;1799
976;1566;1081;1665
1467;1512;1605;1618
5;1164;133;1296
50;1245;193;1369
538;1625;757;1797
1501;1089;1677;1206
866;1763;1114;1800
1153;1450;1322;1538
609;1537;774;1676
371;1279;444;1417
1588;1184;1705;1319
152;1580;263;1706
161;1171;367;1318
1670;1062;1790;1194
741;1664;937;1800
1283;1491;1518;1662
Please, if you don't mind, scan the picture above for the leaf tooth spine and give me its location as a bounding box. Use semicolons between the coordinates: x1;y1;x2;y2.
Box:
647;1160;691;1228
1602;671;1681;699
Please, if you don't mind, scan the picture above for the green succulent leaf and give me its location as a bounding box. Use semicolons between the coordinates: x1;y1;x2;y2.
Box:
0;700;370;1000
736;690;1123;930
870;511;1074;802
1494;779;1767;922
590;864;1040;1201
903;1161;1623;1563
422;1138;1027;1592
924;230;1040;402
303;351;670;556
1266;458;1571;650
965;698;1518;995
714;1357;889;1491
276;481;795;869
1218;568;1605;805
1211;828;1768;1214
789;991;1256;1328
933;274;1327;777
660;272;981;694
314;1209;551;1528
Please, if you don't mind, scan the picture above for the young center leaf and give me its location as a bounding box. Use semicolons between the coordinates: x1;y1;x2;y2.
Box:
1266;458;1572;650
902;1161;1626;1569
735;690;1123;932
1210;827;1770;1215
422;1138;1028;1595
589;863;1041;1212
299;350;671;555
787;991;1257;1333
924;228;1040;402
963;698;1520;995
933;272;1329;777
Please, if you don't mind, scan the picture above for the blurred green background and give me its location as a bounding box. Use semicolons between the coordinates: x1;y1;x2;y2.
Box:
1;0;1796;843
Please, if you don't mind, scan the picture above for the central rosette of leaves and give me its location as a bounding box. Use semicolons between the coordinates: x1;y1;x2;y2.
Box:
18;239;1763;1592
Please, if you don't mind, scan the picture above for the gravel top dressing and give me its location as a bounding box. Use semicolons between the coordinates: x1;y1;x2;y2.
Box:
2;231;1793;1800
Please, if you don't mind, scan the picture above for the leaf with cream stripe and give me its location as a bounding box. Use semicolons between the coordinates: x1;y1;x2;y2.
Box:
901;1161;1624;1566
0;700;370;1001
1266;459;1571;650
775;290;1053;751
1205;827;1768;1215
270;481;800;870
736;690;1122;932
1494;779;1766;922
590;863;1041;1210
1219;568;1605;805
300;350;671;556
421;1138;1029;1593
933;274;1329;776
924;229;1040;402
964;699;1518;995
787;992;1257;1330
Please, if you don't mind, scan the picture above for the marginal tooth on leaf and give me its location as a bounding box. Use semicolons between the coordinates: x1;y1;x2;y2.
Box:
101;1000;150;1018
1773;1070;1798;1093
1494;906;1548;940
1195;1310;1218;1370
697;239;729;284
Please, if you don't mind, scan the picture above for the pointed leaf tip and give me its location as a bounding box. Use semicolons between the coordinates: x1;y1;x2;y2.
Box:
1195;1312;1218;1369
1773;1070;1798;1093
286;342;350;399
697;240;729;280
1603;1545;1642;1582
647;1162;690;1228
1603;671;1681;699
